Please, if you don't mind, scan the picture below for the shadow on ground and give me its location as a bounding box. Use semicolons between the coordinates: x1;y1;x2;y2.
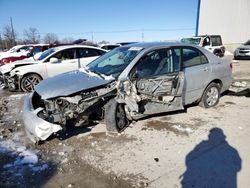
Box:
226;88;250;97
180;128;241;188
0;146;57;187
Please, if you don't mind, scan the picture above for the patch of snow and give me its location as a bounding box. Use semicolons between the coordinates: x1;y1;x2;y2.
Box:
0;139;48;175
232;81;247;88
30;164;49;172
79;67;114;81
14;149;38;165
102;74;114;81
172;125;194;133
79;67;100;78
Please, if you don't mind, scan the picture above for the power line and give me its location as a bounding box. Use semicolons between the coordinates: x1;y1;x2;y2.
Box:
17;28;195;36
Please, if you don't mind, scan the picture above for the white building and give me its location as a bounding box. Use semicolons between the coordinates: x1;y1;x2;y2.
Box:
197;0;250;50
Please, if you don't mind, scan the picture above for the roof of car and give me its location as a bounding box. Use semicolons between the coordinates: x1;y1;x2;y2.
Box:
100;44;121;47
123;42;184;49
51;45;105;52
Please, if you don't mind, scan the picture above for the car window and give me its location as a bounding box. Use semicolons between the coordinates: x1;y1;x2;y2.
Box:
76;48;102;58
211;36;222;46
32;47;42;55
182;47;208;68
16;46;30;52
38;48;55;61
202;37;211;46
50;49;75;61
132;48;181;79
101;45;120;50
181;38;201;45
88;46;142;78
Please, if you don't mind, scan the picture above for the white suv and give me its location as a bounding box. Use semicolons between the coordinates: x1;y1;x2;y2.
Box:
181;35;225;57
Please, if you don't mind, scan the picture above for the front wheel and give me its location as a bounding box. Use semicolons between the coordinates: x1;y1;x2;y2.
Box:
104;99;129;132
21;74;42;92
199;83;221;108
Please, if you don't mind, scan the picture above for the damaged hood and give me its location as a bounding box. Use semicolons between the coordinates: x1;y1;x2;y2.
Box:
35;70;114;99
0;59;38;74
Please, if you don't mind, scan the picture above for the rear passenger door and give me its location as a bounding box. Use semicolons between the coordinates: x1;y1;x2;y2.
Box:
129;47;185;115
182;46;210;105
76;48;105;68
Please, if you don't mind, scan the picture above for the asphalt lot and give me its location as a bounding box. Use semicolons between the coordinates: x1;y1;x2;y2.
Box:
0;56;250;188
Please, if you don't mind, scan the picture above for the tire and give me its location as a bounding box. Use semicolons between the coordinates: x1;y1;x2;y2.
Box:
234;56;239;60
104;99;129;132
199;83;221;108
21;74;42;92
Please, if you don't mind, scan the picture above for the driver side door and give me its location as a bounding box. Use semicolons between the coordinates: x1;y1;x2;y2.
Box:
129;47;184;115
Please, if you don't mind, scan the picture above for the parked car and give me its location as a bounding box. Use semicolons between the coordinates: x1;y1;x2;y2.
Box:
181;35;225;57
0;44;50;65
100;44;121;51
5;45;106;92
0;45;33;66
22;42;232;142
117;42;137;46
234;40;250;60
100;42;137;51
0;48;52;88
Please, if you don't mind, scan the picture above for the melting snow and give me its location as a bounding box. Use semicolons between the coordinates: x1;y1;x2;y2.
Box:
0;139;48;173
172;125;194;133
79;67;114;81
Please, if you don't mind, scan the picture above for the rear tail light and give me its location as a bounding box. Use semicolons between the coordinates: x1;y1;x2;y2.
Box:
230;63;233;69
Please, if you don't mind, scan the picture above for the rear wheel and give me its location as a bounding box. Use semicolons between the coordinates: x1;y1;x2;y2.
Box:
199;83;220;108
21;74;42;92
104;99;129;132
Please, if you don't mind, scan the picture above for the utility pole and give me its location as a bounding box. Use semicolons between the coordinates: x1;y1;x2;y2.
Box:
91;32;94;43
0;33;3;51
10;17;16;46
141;30;144;42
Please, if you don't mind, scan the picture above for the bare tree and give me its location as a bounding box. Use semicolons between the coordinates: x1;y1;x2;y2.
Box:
23;27;40;44
2;25;18;48
61;37;74;44
43;33;58;44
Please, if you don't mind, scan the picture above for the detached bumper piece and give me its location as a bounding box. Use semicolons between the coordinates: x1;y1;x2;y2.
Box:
22;93;62;142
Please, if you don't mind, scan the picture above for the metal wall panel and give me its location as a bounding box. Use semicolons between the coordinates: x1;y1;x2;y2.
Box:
198;0;250;44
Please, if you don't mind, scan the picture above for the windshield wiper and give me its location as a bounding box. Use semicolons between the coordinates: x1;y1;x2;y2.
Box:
90;70;105;79
85;68;106;79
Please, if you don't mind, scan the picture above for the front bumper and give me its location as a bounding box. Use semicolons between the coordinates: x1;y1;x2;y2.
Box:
234;49;250;59
7;74;22;91
22;93;63;142
0;72;8;88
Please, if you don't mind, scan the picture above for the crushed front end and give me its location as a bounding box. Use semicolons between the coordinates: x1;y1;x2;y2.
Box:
7;73;22;91
23;82;116;142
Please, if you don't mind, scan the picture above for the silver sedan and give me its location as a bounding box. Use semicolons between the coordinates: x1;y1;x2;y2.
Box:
234;40;250;60
22;42;233;142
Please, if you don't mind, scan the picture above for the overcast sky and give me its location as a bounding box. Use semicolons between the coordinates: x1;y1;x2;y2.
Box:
0;0;199;43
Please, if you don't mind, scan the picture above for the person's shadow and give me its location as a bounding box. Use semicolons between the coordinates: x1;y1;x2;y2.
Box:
180;128;241;188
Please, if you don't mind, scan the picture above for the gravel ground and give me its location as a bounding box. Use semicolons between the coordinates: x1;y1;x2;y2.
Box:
0;56;250;188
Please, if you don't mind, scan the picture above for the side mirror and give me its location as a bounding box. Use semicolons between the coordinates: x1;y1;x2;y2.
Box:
50;57;59;63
